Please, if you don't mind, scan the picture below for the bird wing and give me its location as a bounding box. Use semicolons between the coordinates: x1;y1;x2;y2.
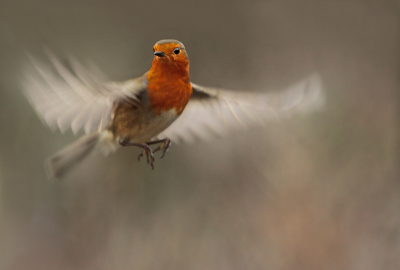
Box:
22;50;146;135
157;73;325;143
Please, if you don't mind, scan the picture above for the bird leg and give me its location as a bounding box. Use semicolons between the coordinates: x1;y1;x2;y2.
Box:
119;139;155;169
145;138;172;159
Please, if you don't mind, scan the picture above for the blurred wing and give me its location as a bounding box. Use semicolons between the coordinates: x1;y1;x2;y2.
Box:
158;73;324;143
22;50;146;135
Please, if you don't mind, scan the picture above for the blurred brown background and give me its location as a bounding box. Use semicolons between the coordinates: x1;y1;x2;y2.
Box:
0;0;399;269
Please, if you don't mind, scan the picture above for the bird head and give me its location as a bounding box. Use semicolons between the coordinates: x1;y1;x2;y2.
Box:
152;39;189;69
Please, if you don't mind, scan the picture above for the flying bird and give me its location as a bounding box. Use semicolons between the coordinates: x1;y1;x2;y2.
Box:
22;39;324;178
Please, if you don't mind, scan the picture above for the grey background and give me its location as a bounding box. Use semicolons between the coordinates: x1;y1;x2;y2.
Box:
1;0;399;269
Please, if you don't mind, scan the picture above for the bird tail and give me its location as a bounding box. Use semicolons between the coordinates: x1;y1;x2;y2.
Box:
45;133;100;179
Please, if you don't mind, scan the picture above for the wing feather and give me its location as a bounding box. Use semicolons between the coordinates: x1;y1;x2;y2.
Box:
22;51;146;135
158;73;324;143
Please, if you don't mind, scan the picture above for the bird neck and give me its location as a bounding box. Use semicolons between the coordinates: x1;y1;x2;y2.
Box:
148;58;190;82
146;59;192;115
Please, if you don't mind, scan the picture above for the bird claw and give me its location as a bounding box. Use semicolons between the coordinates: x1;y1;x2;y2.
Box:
153;139;171;159
137;145;155;169
138;150;145;161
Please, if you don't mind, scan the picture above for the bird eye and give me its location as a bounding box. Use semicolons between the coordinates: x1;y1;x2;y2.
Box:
173;48;180;54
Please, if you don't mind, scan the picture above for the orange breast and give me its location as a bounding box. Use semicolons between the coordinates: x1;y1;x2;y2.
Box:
146;60;192;115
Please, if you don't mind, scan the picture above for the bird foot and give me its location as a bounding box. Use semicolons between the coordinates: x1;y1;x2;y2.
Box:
119;139;155;169
153;138;171;159
137;145;155;169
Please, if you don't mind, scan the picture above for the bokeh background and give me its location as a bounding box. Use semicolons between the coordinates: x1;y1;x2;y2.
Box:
1;0;399;269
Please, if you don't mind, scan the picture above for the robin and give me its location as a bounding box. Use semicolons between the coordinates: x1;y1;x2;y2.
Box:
23;39;324;178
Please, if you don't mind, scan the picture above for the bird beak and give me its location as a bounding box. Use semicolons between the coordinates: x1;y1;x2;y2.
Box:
154;51;166;57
